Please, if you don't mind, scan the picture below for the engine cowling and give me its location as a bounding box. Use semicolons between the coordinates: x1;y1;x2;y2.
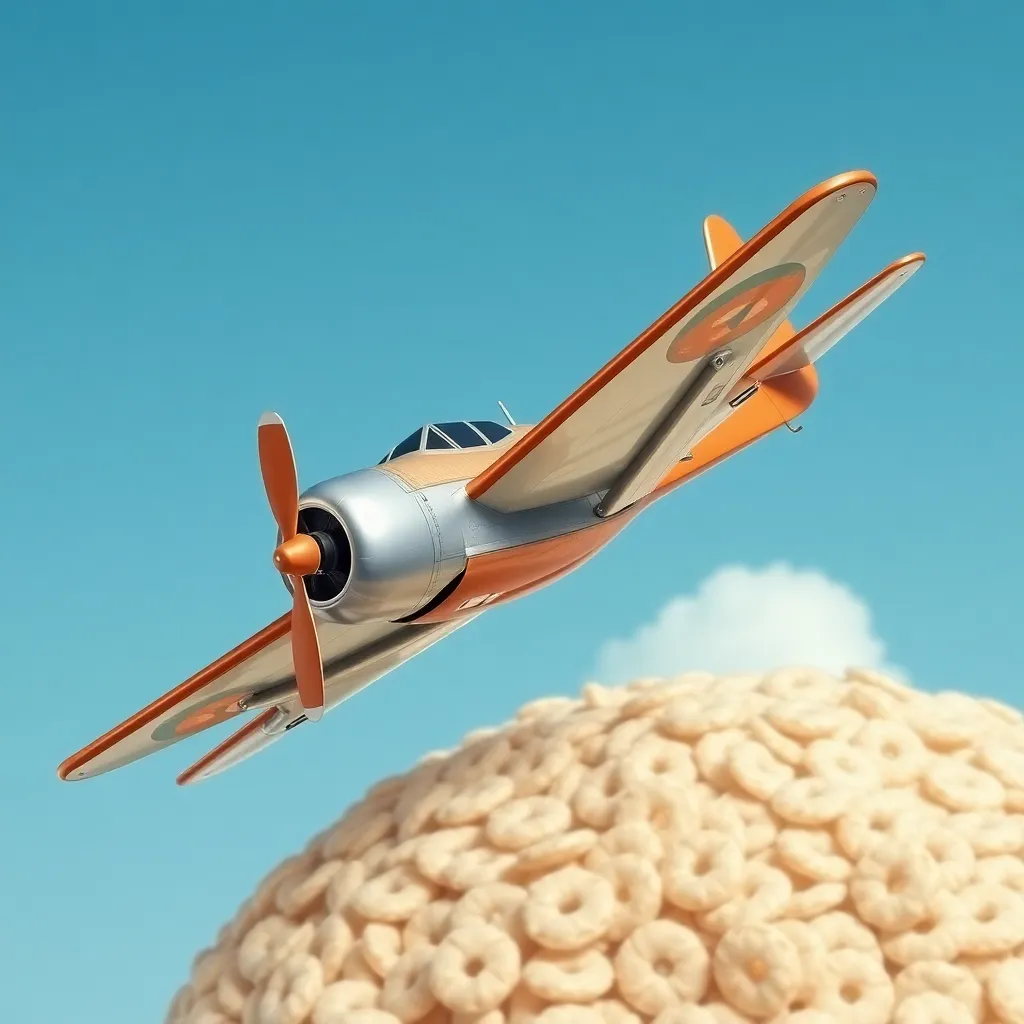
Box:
283;468;466;625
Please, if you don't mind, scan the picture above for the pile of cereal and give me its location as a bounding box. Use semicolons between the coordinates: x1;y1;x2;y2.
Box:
166;666;1024;1024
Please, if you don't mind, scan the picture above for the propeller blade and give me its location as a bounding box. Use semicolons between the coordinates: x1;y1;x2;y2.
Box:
257;411;300;541
290;577;325;722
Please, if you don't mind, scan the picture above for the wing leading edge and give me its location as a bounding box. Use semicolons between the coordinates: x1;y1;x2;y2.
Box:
57;614;455;783
466;170;878;515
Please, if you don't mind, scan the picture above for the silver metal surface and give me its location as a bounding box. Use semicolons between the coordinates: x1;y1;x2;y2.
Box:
295;468;466;624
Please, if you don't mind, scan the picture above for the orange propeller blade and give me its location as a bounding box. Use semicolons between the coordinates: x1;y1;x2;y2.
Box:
257;411;300;541
291;578;325;721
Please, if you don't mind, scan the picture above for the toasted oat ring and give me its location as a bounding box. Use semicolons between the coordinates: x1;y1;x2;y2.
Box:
988;958;1024;1024
976;854;1024;893
892;960;982;1020
775;920;827;1002
849;842;940;932
949;811;1024;856
350;865;437;924
535;1007;605;1024
698;862;792;935
713;794;777;856
659;693;749;740
319;1010;399;1024
951;883;1024;956
850;719;929;786
621;734;697;793
258;953;324;1024
711;923;800;1018
804;739;882;791
486;796;572;851
770;777;854;826
809;949;894;1023
238;915;315;984
401;899;453;951
277;860;346;919
880;912;965;966
522;948;615;1003
512;829;600;878
442;735;514;782
809;911;883;960
784;879;847;920
586;821;665;870
312;914;353;984
394;779;455;842
326;863;369;916
359;924;402;979
748;716;804;767
522;865;615;951
765;699;846;741
594;997;647;1024
894;992;973;1023
692;728;748;789
834;791;929;861
451;882;530;949
435;774;516;827
920;826;975;892
758;666;838;700
661;831;744;912
429;922;521;1014
776;829;851;883
614;919;709;1015
312;978;380;1021
977;743;1024;790
507;738;575;797
573;761;631;831
593;852;663;941
923;760;1005;811
379;946;437;1022
727;740;793;800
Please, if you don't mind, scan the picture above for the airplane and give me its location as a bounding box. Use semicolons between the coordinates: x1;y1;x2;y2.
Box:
57;169;925;787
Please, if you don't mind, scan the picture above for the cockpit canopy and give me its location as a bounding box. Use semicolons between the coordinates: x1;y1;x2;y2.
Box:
378;420;513;464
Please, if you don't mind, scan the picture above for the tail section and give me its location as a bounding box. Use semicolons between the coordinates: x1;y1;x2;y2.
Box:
702;214;796;361
748;252;926;381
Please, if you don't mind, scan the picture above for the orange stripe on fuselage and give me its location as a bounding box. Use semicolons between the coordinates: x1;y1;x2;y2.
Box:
418;363;819;623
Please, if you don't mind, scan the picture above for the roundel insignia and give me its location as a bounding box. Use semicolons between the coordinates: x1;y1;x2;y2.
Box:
151;688;251;743
667;262;806;364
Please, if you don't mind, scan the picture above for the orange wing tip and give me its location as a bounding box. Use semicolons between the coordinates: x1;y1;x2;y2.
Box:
56;613;291;783
176;709;276;786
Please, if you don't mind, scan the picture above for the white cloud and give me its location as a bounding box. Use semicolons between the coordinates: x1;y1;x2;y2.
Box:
592;562;902;684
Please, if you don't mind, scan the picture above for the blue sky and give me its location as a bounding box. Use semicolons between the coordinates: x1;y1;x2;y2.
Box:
2;2;1022;1020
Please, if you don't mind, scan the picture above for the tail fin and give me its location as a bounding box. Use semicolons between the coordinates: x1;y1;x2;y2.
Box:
749;252;926;381
702;213;796;358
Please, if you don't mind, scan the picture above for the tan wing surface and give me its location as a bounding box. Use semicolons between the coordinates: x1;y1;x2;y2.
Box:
57;615;413;782
466;171;877;514
747;252;927;381
174;614;477;785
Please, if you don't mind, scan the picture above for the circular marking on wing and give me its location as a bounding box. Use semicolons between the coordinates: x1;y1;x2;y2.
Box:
152;688;253;742
667;262;806;363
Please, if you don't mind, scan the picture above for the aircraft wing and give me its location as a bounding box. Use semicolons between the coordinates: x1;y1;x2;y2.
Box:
174;614;476;785
745;251;926;381
466;171;877;514
57;614;461;782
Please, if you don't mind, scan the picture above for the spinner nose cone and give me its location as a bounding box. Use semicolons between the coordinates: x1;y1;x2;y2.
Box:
273;533;321;576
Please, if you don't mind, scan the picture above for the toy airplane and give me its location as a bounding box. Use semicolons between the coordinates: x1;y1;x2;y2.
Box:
58;170;924;786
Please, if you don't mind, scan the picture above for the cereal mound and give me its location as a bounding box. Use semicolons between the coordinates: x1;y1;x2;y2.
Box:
166;667;1024;1024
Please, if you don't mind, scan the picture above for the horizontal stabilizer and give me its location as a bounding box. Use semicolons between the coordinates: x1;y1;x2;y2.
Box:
749;252;926;381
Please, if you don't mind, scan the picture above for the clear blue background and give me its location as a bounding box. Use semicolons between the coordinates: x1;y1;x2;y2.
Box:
2;2;1021;1019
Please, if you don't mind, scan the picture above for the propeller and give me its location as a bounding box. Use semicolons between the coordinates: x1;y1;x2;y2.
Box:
257;411;326;722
